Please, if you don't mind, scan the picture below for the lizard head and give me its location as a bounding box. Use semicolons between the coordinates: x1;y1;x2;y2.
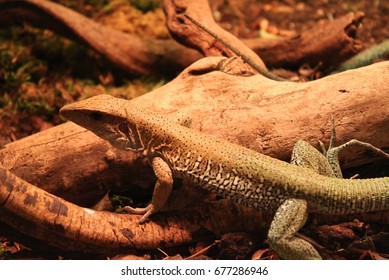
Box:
60;94;147;152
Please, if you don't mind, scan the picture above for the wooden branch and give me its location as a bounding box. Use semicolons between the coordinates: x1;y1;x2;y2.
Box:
163;0;363;72
0;0;363;75
163;0;267;70
1;166;388;254
244;12;364;71
0;0;200;75
0;122;156;206
0;167;268;253
1;58;388;202
136;58;389;166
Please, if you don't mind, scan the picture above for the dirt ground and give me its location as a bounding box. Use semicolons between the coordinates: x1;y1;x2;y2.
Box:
0;0;388;259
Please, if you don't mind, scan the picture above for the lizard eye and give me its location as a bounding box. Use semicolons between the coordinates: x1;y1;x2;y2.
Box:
90;112;103;121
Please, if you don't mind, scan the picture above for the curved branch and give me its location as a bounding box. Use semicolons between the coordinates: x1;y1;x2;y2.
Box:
0;0;363;75
0;167;266;253
0;0;199;75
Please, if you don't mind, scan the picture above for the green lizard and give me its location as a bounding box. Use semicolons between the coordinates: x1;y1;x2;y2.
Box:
60;94;389;259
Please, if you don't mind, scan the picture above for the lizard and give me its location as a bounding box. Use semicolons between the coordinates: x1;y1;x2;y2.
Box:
59;94;389;260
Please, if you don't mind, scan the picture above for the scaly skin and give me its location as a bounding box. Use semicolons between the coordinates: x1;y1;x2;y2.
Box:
60;94;389;259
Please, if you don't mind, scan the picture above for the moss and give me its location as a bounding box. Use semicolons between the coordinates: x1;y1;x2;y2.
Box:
0;0;167;126
0;244;11;260
14;93;55;119
110;194;134;212
0;41;47;94
129;0;163;12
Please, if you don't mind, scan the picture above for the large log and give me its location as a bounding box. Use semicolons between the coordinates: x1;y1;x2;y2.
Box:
0;58;388;204
0;166;268;254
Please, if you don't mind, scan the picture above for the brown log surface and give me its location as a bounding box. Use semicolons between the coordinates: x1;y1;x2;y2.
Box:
163;0;267;70
135;58;389;166
0;166;268;253
0;58;388;208
244;12;364;70
164;0;363;72
0;0;363;75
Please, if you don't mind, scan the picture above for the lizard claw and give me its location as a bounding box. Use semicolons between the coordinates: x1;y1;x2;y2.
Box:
122;204;158;224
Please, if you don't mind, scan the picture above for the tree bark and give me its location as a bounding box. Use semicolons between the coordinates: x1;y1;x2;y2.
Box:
0;0;363;75
164;0;363;72
1;58;388;204
0;166;269;253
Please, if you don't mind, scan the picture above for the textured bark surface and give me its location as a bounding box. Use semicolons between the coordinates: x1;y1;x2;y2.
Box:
244;12;364;71
142;58;389;163
0;122;155;206
0;166;268;253
0;0;363;75
163;0;267;69
0;57;388;211
164;0;364;72
0;0;198;75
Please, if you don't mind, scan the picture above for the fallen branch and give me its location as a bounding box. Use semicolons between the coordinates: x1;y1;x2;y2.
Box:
0;0;198;75
163;0;267;70
0;0;363;75
244;12;364;71
164;0;364;72
0;166;268;253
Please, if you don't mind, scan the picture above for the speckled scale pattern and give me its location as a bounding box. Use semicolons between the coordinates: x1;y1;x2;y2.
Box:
137;115;389;215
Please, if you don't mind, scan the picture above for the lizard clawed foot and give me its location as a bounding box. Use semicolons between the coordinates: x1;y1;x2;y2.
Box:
122;204;158;224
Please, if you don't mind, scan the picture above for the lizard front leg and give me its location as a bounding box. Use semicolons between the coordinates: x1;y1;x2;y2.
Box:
123;157;173;224
267;198;322;260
